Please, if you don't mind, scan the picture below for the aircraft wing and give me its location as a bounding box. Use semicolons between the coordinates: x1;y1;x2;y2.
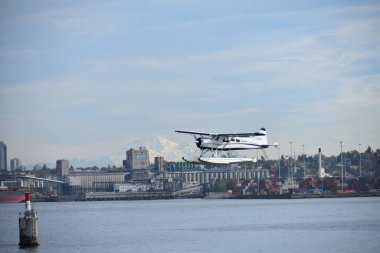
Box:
175;130;265;137
214;132;265;137
175;130;214;136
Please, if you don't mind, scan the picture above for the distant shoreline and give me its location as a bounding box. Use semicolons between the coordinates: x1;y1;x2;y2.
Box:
229;191;380;199
25;191;380;202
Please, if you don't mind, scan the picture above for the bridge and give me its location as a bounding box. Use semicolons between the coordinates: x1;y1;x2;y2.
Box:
17;175;66;184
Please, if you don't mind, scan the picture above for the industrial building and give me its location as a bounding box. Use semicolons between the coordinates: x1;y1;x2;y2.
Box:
169;168;269;185
125;147;150;170
56;159;70;179
52;147;271;198
114;183;148;192
65;172;126;194
62;165;269;196
124;147;151;182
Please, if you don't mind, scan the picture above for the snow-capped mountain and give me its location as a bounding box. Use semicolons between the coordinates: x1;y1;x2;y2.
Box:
25;136;193;169
109;135;194;165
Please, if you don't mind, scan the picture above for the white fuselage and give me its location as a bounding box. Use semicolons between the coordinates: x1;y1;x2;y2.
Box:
176;128;276;165
197;136;267;150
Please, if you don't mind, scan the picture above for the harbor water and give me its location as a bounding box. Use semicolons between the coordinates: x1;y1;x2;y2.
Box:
0;197;379;253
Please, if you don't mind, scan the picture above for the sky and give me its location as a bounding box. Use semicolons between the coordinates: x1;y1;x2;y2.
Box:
0;0;379;165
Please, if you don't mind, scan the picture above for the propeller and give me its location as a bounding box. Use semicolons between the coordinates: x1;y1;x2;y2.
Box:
195;137;203;148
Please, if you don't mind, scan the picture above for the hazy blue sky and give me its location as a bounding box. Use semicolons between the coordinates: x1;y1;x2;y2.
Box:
1;0;379;165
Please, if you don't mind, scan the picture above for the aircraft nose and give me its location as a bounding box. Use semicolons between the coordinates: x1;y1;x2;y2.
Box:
196;138;202;148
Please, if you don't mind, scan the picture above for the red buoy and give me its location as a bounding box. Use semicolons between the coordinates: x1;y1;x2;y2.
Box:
25;192;31;202
25;192;31;211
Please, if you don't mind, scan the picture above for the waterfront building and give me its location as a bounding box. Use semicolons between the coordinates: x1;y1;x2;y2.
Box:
165;161;202;172
114;183;148;192
65;172;126;194
126;147;152;182
56;159;69;179
126;147;150;170
0;141;7;172
62;166;270;196
10;158;21;172
167;168;270;185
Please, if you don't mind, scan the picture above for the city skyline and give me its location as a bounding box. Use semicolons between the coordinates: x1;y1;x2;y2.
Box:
1;1;379;165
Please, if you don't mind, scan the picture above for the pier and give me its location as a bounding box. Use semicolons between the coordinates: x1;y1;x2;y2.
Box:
84;191;176;201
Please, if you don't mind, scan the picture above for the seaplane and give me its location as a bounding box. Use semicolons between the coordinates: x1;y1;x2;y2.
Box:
175;128;278;165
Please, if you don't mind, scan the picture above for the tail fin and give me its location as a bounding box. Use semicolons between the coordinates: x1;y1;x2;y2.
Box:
255;128;267;146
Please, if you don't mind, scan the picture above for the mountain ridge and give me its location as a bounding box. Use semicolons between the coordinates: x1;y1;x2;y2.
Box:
25;136;192;169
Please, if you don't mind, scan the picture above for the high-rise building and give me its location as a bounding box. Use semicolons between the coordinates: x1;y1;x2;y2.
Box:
0;141;7;172
126;147;150;170
56;159;70;179
10;158;21;172
33;164;42;171
154;156;164;172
